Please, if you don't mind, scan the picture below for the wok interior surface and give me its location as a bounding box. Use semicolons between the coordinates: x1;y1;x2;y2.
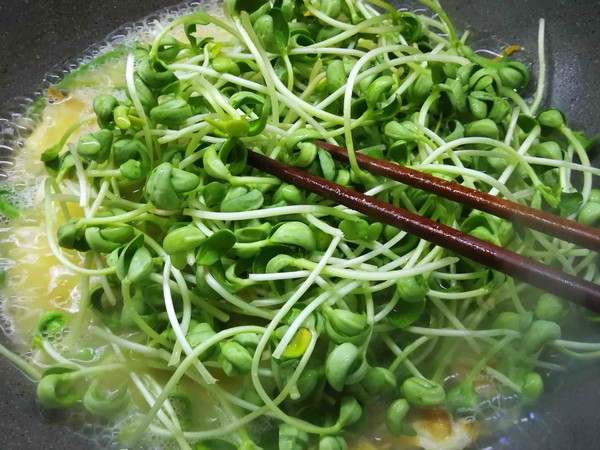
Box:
0;0;599;448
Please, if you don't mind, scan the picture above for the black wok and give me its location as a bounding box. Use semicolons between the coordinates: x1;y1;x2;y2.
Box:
0;1;599;448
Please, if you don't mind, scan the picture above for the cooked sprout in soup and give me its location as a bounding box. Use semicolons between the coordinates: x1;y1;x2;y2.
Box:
1;0;600;449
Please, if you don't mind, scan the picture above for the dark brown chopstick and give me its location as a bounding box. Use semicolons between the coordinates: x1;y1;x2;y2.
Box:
316;141;600;253
247;150;600;313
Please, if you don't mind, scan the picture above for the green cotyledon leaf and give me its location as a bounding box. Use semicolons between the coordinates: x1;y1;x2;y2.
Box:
145;162;200;210
254;8;289;55
196;229;236;266
0;191;21;221
116;235;153;283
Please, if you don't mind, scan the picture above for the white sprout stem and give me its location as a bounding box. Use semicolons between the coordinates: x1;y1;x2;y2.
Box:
238;19;345;131
416;164;515;198
248;270;311;282
143;374;185;432
305;213;344;238
552;339;600;351
163;333;326;440
44;180;116;276
289;47;366;58
382;334;423;377
0;343;41;381
504;107;521;146
250;235;342;420
405;326;521;339
171;266;193;335
429;296;481;353
65;252;93;345
88;178;110;217
303;3;390;34
343;51;470;173
530;19;546;115
126;53;153;152
294;255;458;281
373;289;401;322
184;204;357;222
67;144;91;209
428;288;491;300
562;125;593;203
129;372;191;450
389;335;431;373
41;340;83;368
485;366;523;393
162;258;216;384
522;155;600;175
234;14;280;125
128;325;267;446
92;326;172;359
204;270;275;319
156;273;229;322
488;126;542;197
331;228;408;269
79;204;154;226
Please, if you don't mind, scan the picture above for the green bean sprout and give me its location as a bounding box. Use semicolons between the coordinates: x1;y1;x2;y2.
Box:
1;0;600;449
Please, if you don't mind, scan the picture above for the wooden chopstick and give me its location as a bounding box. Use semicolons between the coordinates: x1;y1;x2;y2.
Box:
316;141;600;253
247;150;600;313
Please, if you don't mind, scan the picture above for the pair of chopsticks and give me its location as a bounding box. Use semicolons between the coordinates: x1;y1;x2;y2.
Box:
247;141;600;314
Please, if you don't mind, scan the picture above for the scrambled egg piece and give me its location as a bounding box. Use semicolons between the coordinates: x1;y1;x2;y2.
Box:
350;407;478;450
